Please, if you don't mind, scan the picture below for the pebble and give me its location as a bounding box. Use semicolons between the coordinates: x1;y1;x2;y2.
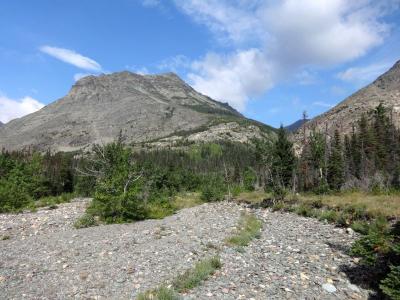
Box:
322;283;337;293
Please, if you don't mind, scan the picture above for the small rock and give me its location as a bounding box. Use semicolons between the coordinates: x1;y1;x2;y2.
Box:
322;283;337;293
347;283;360;292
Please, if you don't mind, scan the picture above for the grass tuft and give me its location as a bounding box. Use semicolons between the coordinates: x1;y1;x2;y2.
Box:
73;214;98;229
172;256;222;292
137;286;179;300
226;213;262;247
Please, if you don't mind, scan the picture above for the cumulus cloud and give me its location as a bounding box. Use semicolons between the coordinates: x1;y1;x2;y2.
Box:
188;49;272;111
171;0;396;110
0;95;45;123
40;46;102;72
337;61;392;84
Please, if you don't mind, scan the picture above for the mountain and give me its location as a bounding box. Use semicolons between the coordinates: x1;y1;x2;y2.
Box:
285;119;309;132
297;60;400;138
0;121;3;127
0;72;274;152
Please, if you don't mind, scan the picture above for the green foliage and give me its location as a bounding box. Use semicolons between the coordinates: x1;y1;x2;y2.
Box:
226;214;262;247
243;168;257;191
350;219;400;299
146;198;176;219
350;217;392;265
137;286;179;300
74;214;98;229
172;256;222;292
380;265;400;300
328;130;345;190
318;210;338;223
271;126;296;189
35;193;76;208
200;175;226;202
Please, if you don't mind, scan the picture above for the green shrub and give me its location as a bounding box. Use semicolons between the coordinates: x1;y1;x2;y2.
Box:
318;210;338;223
200;176;226;202
243;168;257;191
231;184;243;197
271;185;288;201
74;214;98;229
350;217;392;266
146;199;176;219
380;265;400;299
351;220;370;234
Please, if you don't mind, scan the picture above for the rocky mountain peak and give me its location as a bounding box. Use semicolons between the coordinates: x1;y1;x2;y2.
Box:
0;70;269;152
295;59;400;139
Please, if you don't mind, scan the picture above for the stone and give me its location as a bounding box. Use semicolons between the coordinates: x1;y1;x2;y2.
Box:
322;283;337;293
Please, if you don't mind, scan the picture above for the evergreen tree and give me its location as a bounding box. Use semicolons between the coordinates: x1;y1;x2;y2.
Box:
271;126;296;189
328;129;345;190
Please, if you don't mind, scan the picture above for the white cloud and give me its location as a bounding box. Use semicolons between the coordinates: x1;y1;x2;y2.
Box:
337;62;392;84
158;55;191;72
173;0;261;44
171;0;396;110
40;46;102;72
188;49;273;111
0;95;45;123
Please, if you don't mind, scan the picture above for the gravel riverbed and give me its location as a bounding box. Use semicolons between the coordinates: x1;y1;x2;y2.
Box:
0;199;370;299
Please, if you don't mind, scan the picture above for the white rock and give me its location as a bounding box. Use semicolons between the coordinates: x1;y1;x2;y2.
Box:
322;283;337;293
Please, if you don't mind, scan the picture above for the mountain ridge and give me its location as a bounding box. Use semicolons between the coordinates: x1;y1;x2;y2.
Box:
296;59;400;138
0;71;273;152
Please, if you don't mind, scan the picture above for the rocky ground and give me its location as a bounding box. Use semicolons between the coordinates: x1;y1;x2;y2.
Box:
0;200;370;299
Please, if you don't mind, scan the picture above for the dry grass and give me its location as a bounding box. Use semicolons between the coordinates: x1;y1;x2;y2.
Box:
299;192;400;218
173;192;204;209
235;190;400;219
234;190;267;204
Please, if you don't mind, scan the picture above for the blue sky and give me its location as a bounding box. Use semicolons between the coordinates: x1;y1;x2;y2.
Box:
1;0;400;127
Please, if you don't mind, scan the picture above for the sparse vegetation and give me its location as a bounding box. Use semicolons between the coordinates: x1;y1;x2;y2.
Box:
226;213;262;247
73;214;98;229
137;286;179;300
172;256;222;292
136;256;221;300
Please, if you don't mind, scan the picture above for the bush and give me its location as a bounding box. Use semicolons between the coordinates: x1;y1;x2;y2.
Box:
380;265;400;299
350;219;400;299
74;214;98;229
318;210;338;223
200;176;226;202
243;168;257;191
271;185;288;201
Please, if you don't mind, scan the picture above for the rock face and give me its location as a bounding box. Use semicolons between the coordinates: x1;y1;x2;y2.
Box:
285;119;309;132
0;72;272;152
297;60;400;138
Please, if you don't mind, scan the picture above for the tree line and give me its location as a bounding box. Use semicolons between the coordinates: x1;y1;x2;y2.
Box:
267;103;400;197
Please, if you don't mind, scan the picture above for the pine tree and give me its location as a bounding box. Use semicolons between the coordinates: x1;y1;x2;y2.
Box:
328;129;344;190
271;126;296;189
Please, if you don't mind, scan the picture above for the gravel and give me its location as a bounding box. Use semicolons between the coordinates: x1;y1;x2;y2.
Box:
0;200;370;299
